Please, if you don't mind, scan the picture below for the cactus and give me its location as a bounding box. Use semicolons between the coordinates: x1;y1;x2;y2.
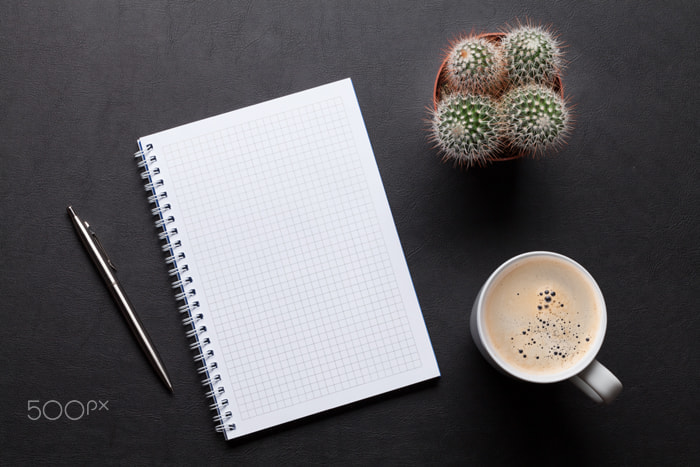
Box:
501;25;563;86
431;93;503;165
500;84;571;155
445;35;506;95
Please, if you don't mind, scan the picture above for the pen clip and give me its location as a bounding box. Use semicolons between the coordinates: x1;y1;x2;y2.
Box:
84;221;117;271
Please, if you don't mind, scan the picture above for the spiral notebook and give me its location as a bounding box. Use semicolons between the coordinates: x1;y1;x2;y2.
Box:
135;78;439;440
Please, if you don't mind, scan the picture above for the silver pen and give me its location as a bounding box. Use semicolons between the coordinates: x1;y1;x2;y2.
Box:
67;205;173;393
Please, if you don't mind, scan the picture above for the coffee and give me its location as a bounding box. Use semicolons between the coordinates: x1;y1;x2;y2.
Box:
482;255;602;376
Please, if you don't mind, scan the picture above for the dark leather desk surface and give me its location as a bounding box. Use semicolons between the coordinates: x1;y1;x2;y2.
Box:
1;1;698;465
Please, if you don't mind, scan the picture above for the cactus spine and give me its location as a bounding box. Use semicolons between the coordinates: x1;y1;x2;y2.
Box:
502;25;563;86
431;93;502;165
500;84;571;155
445;36;506;95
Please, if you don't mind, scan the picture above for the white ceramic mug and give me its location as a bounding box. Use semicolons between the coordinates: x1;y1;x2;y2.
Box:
470;251;622;404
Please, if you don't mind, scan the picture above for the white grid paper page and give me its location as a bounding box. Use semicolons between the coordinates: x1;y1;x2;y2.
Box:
139;79;439;439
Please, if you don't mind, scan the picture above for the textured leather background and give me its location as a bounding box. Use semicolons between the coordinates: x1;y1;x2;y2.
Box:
1;1;698;465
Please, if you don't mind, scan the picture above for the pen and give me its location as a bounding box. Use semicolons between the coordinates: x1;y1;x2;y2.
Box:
67;205;174;393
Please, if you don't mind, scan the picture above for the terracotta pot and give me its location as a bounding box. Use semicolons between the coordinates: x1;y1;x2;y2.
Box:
432;32;564;162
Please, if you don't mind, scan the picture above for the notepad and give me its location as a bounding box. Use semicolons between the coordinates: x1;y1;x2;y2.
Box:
135;78;439;440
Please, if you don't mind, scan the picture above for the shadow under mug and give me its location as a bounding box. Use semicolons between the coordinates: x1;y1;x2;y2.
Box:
470;251;622;403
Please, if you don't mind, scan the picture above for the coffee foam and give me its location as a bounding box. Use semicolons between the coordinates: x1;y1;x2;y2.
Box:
483;255;601;376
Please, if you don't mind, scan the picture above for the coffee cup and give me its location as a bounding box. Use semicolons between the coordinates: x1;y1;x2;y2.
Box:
470;251;622;403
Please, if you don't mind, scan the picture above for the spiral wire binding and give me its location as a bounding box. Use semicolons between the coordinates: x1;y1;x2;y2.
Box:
135;147;236;435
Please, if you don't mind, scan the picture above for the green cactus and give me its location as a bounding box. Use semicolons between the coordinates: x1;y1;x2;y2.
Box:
445;36;506;95
501;25;563;86
500;84;571;155
431;93;503;165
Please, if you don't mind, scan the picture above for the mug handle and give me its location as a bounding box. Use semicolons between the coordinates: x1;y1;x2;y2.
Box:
570;360;622;404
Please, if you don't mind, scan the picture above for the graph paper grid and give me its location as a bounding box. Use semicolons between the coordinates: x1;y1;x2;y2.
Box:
139;79;439;439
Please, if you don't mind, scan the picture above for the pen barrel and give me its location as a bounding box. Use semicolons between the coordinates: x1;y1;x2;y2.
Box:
68;213;120;287
107;282;173;391
108;282;151;351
